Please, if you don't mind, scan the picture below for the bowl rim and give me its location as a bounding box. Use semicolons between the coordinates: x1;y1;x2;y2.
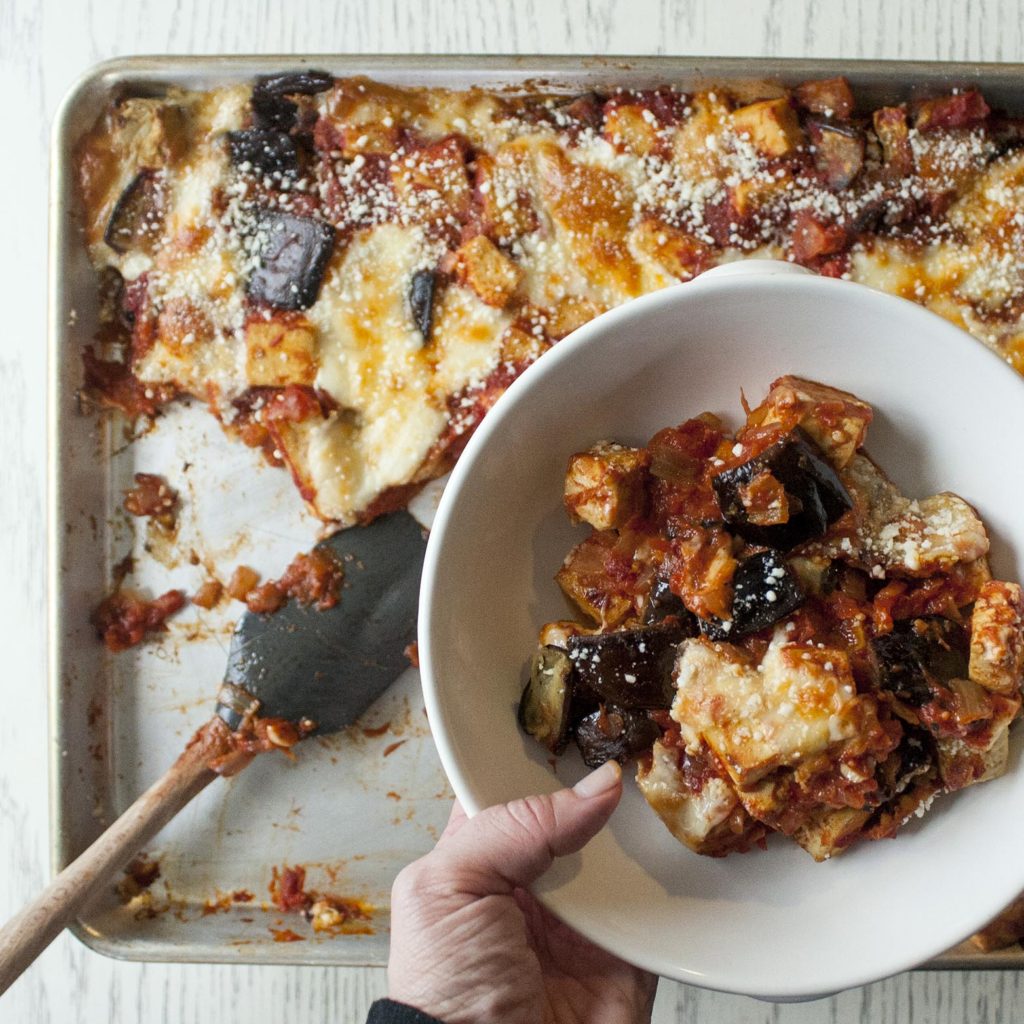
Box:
418;262;1024;998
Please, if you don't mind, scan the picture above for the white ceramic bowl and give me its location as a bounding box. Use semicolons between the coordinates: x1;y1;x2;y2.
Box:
418;260;1024;1000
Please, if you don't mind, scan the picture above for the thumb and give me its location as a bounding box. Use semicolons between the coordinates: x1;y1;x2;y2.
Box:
433;760;623;896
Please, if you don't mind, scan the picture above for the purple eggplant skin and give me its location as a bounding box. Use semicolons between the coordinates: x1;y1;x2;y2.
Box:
566;619;691;710
871;616;969;707
252;70;334;131
574;706;660;768
409;269;439;342
519;646;573;754
884;726;934;798
104;170;165;255
807;119;865;189
226;129;298;176
711;429;852;550
699;549;805;641
255;70;335;98
246;210;336;311
642;577;695;626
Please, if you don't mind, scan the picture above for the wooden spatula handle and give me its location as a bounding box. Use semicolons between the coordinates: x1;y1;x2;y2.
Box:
0;717;233;996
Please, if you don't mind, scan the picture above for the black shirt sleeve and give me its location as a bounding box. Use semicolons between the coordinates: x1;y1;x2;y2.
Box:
366;998;446;1024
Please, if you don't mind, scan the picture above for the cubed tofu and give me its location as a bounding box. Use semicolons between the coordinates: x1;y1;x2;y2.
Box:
629;219;712;281
555;531;637;627
340;125;399;157
730;98;805;157
671;93;732;180
733;774;787;825
564;442;649;530
538;619;591;649
635;741;743;854
793;77;855;119
911;493;991;571
156;297;213;356
546;295;605;340
791;807;871;862
969;580;1024;695
390;135;472;219
731;172;794;217
603;103;662;157
671;634;862;787
818;455;991;577
474;149;539;243
961;555;994;595
937;726;1010;792
498;323;549;367
452;235;523;308
245;319;318;387
936;690;1018;790
753;375;873;468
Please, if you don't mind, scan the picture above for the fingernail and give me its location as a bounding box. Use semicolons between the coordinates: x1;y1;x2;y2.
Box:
572;759;622;798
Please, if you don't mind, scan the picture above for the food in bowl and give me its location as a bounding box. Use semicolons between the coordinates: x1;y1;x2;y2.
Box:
520;376;1024;861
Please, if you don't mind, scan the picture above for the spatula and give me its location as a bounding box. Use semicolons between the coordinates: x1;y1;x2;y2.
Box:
0;510;427;995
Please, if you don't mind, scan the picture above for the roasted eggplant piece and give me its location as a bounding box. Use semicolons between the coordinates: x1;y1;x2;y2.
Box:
226;128;298;176
251;69;334;131
104;170;165;255
712;429;852;549
247;210;336;311
699;550;805;641
642;578;693;625
409;268;438;342
891;727;934;793
872;617;970;707
519;645;573;753
566;620;691;709
807;120;865;190
574;706;660;768
558;92;605;130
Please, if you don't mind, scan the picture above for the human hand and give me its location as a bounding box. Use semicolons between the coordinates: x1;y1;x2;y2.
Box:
387;760;658;1024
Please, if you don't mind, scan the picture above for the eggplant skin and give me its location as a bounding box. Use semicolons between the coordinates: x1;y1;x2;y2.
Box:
246;210;336;311
251;70;335;131
254;70;335;98
700;550;805;641
226;129;298;176
519;646;573;753
643;578;697;626
566;619;692;709
871;617;970;706
409;269;439;342
104;170;164;255
711;429;853;550
574;706;660;768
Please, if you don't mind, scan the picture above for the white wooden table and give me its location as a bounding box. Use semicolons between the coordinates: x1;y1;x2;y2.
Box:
4;1;1024;1019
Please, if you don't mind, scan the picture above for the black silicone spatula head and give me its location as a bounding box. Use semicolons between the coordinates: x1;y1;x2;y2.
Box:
215;510;427;734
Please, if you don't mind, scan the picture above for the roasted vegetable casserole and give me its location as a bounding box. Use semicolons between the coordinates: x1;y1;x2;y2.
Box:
77;73;1024;526
74;70;1024;941
519;378;1024;861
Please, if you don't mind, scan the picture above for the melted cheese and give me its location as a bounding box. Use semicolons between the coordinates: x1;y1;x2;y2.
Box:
635;740;739;852
78;77;1024;523
299;223;510;520
671;634;860;787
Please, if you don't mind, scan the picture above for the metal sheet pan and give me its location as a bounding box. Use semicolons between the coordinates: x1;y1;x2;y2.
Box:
49;53;1024;970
